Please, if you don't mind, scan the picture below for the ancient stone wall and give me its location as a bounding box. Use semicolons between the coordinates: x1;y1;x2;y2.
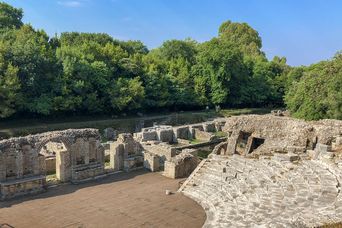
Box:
223;115;342;156
163;152;199;179
173;126;191;140
0;129;105;199
193;129;215;142
136;119;226;143
108;133;144;172
143;152;160;172
141;142;177;164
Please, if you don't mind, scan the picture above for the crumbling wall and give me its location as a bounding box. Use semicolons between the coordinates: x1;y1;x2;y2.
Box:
135;119;226;145
212;142;228;155
143;152;160;172
108;133;144;172
163;152;199;179
136;125;176;143
222;115;342;157
173;126;191;140
193;129;216;142
141;142;177;164
0;128;105;199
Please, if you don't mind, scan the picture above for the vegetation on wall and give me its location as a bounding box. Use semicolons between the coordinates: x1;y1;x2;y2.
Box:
0;2;340;120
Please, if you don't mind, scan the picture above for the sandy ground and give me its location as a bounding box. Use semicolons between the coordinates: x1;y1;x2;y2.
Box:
0;170;205;228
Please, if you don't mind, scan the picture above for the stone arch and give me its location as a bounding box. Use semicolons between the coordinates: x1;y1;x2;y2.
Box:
0;128;105;199
212;142;228;155
36;136;73;182
35;136;73;154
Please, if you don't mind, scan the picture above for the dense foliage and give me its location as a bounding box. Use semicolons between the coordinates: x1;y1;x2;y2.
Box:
285;53;342;120
0;2;340;120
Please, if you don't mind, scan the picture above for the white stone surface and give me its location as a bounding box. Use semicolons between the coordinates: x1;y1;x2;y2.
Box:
180;154;342;227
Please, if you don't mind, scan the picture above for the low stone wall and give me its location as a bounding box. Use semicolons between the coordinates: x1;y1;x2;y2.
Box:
124;156;144;171
136;119;226;144
193;129;215;141
141;142;177;164
71;161;105;182
0;175;46;200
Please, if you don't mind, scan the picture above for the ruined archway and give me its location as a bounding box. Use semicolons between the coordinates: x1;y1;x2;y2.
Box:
0;129;105;200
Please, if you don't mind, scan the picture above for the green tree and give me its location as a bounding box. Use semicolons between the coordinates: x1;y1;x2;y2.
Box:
0;2;23;29
219;20;264;58
194;38;249;106
0;24;58;115
109;77;145;111
0;61;20;117
285;52;342;120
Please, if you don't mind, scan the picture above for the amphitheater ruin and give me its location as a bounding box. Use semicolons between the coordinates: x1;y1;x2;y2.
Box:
1;113;342;227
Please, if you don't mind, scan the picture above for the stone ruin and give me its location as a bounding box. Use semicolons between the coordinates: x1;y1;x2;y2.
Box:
164;149;200;179
138;120;226;177
103;119;227;179
108;133;144;172
0;129;105;200
179;114;342;227
3;113;342;226
0;118;227;201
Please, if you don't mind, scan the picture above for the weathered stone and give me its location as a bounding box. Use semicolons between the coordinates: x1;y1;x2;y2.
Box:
141;142;177;163
336;136;342;146
273;153;299;162
179;115;342;227
173;126;191;140
202;122;216;132
143;152;160;172
0;128;105;199
163;152;199;179
108;133;143;172
193;129;215;141
156;127;174;143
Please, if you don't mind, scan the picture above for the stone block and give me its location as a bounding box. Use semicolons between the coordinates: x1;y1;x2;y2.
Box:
287;146;306;154
202;122;216;132
143;152;160;172
0;175;46;200
124;156;144;172
163;152;199;179
173;126;191;140
141;129;158;141
336;136;342;146
109;143;124;171
307;150;320;159
273;153;299;162
194;129;215;142
315;143;332;153
157;128;175;143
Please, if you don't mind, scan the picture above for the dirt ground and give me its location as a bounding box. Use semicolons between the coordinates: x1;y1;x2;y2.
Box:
0;170;205;228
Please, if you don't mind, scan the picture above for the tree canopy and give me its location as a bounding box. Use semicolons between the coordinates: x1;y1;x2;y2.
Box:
0;2;340;120
0;2;23;29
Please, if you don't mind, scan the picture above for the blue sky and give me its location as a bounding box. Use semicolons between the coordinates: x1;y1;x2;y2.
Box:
4;0;342;66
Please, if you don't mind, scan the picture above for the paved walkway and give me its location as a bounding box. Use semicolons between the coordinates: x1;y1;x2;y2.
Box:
0;170;205;228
